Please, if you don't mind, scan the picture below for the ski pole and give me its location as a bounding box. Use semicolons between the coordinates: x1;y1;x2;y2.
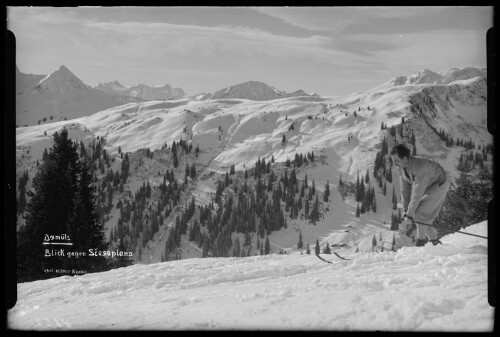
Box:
413;220;488;240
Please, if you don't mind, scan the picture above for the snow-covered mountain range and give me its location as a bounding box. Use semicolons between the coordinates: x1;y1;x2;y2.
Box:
15;66;319;127
15;66;140;127
15;66;490;260
96;81;186;101
11;65;493;331
205;80;317;101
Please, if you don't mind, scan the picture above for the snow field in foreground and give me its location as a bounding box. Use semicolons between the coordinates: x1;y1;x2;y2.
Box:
8;222;493;331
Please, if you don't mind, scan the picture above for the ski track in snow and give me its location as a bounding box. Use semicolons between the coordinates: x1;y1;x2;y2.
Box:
8;222;493;331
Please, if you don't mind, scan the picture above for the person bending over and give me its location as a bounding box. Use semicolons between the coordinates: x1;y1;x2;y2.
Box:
390;144;450;246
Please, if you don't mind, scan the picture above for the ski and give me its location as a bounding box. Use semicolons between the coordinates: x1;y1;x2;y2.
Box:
315;253;333;264
315;251;351;264
333;252;350;261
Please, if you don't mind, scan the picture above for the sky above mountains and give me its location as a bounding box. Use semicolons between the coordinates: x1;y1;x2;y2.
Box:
7;6;492;97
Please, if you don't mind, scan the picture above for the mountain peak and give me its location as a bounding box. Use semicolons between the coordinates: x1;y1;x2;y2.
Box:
36;65;89;94
210;81;312;101
407;69;443;85
57;65;71;73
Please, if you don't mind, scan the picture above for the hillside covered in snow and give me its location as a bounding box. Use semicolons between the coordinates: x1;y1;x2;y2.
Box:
11;65;494;331
14;67;491;265
7;221;492;331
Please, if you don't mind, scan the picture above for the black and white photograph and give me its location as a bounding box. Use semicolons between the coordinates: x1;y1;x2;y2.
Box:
6;6;495;331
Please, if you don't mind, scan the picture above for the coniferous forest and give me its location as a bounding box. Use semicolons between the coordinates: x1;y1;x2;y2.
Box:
17;126;335;281
16;115;493;282
17;129;131;283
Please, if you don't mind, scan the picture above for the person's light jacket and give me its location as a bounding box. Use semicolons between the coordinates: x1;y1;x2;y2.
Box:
398;156;448;219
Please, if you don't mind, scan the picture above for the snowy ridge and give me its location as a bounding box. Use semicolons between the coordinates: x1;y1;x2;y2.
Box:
440;67;487;84
15;66;137;127
209;81;314;101
369;67;486;92
407;69;444;85
8;222;492;331
96;81;186;100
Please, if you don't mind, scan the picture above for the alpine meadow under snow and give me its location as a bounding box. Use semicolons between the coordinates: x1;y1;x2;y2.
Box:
12;65;494;331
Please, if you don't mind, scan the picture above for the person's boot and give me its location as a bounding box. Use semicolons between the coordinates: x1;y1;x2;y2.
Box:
414;238;427;247
430;239;442;246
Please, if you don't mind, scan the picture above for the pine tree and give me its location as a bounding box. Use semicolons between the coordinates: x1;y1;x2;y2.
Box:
392;187;398;210
310;195;320;224
265;237;270;255
18;128;108;282
324;242;331;254
315;238;320;255
434;157;491;236
185;163;190;180
297;229;303;249
17;171;29;215
355;173;361;202
172;141;179;168
385;167;392;183
371;234;377;252
381;137;388;156
371;190;377;212
323;181;330;202
390;213;399;230
233;237;241;257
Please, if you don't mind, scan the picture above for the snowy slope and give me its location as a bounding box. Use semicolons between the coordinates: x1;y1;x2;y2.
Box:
7;222;492;331
15;66;136;127
15;67;491;264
